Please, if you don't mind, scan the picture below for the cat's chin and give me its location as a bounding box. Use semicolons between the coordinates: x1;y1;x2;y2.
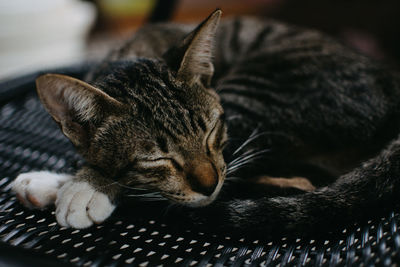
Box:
164;179;224;208
161;192;216;207
184;194;218;208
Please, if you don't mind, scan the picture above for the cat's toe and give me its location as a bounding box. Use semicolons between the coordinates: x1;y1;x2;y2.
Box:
56;181;91;228
56;181;114;229
12;171;64;209
65;183;95;228
26;192;47;207
87;192;115;224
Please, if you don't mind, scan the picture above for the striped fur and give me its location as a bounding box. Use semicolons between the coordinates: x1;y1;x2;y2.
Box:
34;10;400;234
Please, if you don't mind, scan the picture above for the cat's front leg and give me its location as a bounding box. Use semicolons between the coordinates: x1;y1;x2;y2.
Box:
12;171;72;209
55;167;119;229
252;176;316;192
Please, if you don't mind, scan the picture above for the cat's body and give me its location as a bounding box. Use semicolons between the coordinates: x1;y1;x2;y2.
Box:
12;10;400;235
90;16;400;180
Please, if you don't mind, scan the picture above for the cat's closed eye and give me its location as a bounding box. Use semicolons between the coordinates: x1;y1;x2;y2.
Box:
205;116;227;154
138;157;184;172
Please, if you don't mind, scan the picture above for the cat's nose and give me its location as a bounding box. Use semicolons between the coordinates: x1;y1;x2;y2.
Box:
186;159;218;196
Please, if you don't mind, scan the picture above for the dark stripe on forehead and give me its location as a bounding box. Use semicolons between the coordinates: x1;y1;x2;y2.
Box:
131;97;183;139
153;119;180;141
197;116;207;132
156;136;169;153
187;109;198;132
99;59;195;139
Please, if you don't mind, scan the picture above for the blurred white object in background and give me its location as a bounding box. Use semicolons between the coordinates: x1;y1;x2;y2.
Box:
0;0;96;80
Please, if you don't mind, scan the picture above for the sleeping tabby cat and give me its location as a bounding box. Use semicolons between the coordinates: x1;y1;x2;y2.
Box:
12;9;400;235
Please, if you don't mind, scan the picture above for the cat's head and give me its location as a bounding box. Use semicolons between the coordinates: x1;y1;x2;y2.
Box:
35;10;227;207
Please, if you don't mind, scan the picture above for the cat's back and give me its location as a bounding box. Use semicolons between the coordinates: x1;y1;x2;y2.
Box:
89;17;316;73
88;15;400;110
214;17;400;151
213;16;374;79
88;16;336;80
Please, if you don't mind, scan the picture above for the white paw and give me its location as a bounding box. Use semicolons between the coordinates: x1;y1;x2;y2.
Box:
12;171;72;209
55;180;115;229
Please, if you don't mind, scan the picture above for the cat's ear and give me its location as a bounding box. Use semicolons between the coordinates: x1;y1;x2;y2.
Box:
36;74;122;147
164;9;222;87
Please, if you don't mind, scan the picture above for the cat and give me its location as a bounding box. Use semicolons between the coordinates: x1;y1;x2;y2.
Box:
11;9;400;235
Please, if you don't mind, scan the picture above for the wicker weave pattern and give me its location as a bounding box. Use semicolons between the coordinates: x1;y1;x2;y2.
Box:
1;70;400;266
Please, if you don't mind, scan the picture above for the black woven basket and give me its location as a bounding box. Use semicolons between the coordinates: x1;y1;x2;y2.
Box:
1;66;400;266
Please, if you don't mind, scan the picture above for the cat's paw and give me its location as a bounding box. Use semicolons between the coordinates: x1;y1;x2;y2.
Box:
12;171;72;209
55;180;115;229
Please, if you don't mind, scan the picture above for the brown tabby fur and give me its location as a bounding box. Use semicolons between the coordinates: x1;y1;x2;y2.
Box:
33;9;400;235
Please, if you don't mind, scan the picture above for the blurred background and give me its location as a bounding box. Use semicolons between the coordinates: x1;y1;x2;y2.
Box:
1;0;400;81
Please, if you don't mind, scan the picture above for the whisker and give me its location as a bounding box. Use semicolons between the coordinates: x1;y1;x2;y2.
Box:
126;197;165;202
123;187;149;191
125;193;162;197
232;128;260;155
231;127;298;158
232;130;285;156
124;189;165;202
125;196;163;200
225;176;242;181
228;148;259;165
227;158;263;175
232;153;263;166
97;181;120;189
226;150;269;175
115;182;152;191
226;115;242;121
228;149;270;168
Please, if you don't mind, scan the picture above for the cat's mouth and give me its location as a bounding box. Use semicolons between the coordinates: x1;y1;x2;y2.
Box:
161;177;225;207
